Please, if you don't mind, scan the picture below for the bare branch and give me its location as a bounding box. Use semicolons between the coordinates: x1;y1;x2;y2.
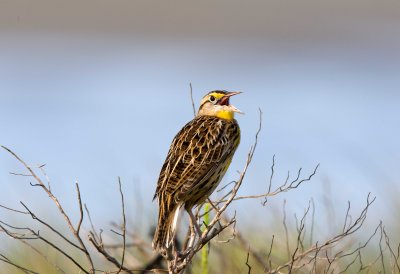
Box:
0;221;89;273
1;146;95;273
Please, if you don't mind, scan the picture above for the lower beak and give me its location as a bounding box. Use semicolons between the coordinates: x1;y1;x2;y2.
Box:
220;91;243;114
228;104;244;114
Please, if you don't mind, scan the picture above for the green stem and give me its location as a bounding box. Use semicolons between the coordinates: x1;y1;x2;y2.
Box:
201;203;210;274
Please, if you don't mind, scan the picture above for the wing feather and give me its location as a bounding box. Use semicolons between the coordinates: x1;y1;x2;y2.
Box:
154;115;239;205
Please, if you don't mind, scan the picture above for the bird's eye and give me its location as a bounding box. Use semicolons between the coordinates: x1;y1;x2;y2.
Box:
209;95;216;103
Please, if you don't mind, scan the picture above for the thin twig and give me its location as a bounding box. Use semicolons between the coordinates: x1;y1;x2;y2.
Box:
233;222;270;270
383;226;400;272
0;204;29;214
282;199;290;260
19;238;67;274
0;254;39;274
76;183;84;236
38;164;52;193
9;172;33;177
116;177;127;274
84;204;99;242
189;83;196;117
265;235;275;273
19;202;84;251
268;155;275;194
245;247;252;274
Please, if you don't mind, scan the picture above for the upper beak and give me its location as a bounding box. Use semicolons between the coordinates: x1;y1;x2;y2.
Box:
226;91;242;97
218;91;242;106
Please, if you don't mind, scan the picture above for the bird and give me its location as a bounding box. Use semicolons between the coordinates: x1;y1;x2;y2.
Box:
152;90;242;254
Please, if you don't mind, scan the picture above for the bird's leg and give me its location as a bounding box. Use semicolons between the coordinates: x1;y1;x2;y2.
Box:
187;208;202;237
171;239;178;260
179;211;199;262
187;217;196;249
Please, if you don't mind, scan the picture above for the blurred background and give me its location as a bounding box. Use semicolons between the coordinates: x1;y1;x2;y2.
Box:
0;0;399;271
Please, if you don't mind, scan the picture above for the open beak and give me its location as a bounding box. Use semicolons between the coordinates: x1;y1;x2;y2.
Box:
218;91;244;114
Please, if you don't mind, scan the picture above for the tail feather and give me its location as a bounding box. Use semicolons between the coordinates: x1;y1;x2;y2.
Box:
152;203;181;253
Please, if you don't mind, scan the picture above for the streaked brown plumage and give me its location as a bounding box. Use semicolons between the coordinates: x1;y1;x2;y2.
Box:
152;90;241;253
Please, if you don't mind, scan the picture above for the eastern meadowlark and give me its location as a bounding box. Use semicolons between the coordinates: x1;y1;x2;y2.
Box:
152;90;242;254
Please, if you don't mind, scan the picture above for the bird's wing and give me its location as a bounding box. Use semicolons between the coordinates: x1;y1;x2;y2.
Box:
154;116;238;202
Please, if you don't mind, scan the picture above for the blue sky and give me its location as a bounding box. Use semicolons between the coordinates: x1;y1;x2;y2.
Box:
0;1;399;239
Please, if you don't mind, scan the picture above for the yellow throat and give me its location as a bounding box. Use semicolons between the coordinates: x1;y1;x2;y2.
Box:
197;91;242;121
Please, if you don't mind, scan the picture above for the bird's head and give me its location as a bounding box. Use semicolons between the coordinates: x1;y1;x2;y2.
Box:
197;90;243;120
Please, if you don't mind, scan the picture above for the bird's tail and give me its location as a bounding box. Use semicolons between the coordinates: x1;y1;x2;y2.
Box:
152;200;181;254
